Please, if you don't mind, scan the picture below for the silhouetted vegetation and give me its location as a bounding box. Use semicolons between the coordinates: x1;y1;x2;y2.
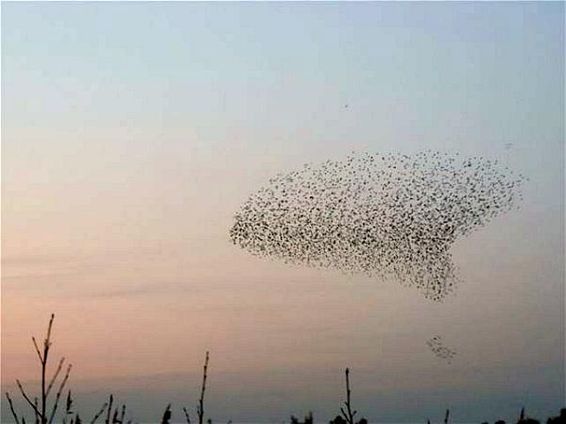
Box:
5;313;73;424
4;315;215;424
547;409;566;424
182;351;210;424
290;412;313;424
4;315;565;424
338;368;366;424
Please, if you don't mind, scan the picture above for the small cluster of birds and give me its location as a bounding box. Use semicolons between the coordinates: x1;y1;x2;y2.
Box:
426;336;457;362
229;151;525;301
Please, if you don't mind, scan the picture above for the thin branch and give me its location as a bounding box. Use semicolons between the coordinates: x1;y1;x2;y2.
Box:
5;392;21;424
341;368;356;424
45;314;55;351
34;397;40;424
32;337;44;364
197;352;210;424
90;402;108;424
41;314;55;424
16;380;43;419
183;407;191;424
48;363;72;424
105;395;114;424
46;357;65;397
161;404;172;424
119;405;126;424
62;390;73;424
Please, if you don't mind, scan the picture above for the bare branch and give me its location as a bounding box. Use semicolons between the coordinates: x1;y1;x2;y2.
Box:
62;390;73;424
39;314;56;424
5;392;21;424
45;314;55;350
90;402;108;424
340;368;356;424
33;396;39;424
119;405;126;424
183;407;191;424
161;404;172;424
197;352;210;424
48;363;72;424
34;397;40;424
105;395;114;424
46;357;65;397
16;380;43;419
32;337;44;364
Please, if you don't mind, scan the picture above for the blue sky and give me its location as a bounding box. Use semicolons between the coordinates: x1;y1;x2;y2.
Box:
2;2;564;423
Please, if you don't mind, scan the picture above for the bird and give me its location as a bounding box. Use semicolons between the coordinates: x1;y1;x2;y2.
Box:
229;151;525;301
426;335;456;363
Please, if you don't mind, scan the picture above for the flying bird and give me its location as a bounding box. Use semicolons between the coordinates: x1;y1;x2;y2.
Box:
229;151;525;301
426;335;456;363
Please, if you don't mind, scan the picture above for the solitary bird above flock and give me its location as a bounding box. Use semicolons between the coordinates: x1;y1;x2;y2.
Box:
229;151;525;301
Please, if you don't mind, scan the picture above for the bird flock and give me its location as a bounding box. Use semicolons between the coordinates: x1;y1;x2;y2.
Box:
229;151;525;301
426;336;457;363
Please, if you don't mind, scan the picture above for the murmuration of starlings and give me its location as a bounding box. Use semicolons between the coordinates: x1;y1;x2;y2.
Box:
229;151;525;302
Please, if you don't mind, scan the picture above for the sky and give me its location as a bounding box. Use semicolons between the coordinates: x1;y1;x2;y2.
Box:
1;2;564;423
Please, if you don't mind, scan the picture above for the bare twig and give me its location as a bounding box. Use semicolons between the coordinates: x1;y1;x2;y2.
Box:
183;407;192;424
90;402;108;424
34;397;40;424
161;404;172;424
112;405;126;424
46;357;66;397
5;392;22;424
62;391;73;424
48;363;72;424
32;337;43;364
340;368;357;424
197;352;210;424
41;314;56;424
105;395;114;424
444;409;450;424
118;405;126;424
16;380;43;419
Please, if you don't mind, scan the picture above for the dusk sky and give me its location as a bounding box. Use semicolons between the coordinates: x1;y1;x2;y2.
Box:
2;2;564;423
